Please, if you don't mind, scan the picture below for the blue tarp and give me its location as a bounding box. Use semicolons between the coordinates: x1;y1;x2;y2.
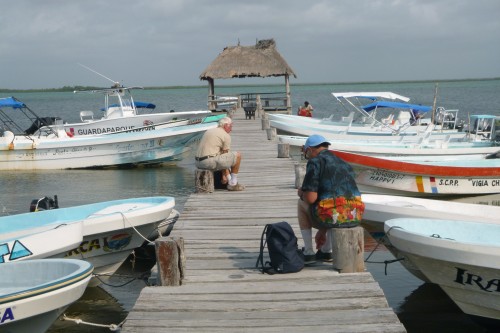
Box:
361;101;432;113
0;97;26;109
101;101;156;111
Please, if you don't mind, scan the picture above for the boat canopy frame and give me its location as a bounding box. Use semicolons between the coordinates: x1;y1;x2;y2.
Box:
0;96;59;139
331;92;414;134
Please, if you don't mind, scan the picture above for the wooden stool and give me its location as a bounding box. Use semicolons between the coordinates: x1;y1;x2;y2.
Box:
332;226;365;273
195;169;214;193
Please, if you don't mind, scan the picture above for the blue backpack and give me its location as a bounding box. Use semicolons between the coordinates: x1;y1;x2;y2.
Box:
256;221;304;274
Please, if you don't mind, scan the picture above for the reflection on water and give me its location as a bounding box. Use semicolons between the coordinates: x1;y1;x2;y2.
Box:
47;286;127;333
0;160;196;216
397;284;492;333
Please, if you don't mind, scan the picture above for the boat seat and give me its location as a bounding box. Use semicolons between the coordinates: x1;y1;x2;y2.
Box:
80;110;94;122
381;114;394;125
341;112;355;123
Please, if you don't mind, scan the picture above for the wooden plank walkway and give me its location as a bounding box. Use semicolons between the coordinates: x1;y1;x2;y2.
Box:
120;112;406;333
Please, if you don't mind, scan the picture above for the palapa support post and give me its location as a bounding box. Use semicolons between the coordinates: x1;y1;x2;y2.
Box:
154;236;186;286
195;169;214;193
277;142;290;158
256;95;263;118
332;226;365;273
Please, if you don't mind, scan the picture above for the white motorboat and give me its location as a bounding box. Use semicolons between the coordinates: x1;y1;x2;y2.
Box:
385;218;500;322
0;259;93;333
362;193;500;236
277;115;498;159
0;196;175;285
41;86;212;137
0;97;217;170
269;91;463;139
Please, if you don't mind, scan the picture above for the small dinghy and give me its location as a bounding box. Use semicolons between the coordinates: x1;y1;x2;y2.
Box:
0;259;93;333
0;196;175;285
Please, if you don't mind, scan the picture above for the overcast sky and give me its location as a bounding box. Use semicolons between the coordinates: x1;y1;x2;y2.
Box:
1;0;499;89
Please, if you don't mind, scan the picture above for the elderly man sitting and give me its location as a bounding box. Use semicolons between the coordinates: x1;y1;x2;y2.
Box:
195;116;244;191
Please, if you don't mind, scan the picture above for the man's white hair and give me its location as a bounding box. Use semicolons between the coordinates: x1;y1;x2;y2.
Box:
218;116;232;127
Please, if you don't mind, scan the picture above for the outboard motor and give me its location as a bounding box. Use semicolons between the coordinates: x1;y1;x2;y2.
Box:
29;195;59;212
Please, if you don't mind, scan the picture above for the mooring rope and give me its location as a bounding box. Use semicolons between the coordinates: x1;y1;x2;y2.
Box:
364;226;405;275
62;314;126;331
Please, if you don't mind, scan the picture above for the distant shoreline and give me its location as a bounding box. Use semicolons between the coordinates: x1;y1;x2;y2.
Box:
1;77;498;93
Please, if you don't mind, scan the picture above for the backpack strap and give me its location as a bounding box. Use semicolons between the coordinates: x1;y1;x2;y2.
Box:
255;224;269;273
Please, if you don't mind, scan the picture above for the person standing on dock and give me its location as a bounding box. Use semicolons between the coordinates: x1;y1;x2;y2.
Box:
195;116;244;191
297;134;365;264
298;101;313;117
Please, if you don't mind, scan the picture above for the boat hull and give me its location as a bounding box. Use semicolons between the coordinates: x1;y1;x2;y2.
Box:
0;259;92;333
64;111;211;137
0;122;216;170
333;150;500;196
361;194;500;235
0;197;175;285
385;218;500;321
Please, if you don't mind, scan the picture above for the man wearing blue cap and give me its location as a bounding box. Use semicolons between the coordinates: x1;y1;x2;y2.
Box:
297;134;364;264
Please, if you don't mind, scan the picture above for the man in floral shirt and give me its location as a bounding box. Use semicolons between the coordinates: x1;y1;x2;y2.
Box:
297;134;364;264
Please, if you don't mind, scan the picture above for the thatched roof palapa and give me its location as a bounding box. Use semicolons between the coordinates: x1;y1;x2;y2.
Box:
200;39;296;80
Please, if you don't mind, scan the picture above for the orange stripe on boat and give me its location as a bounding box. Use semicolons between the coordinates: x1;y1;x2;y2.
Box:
331;150;500;177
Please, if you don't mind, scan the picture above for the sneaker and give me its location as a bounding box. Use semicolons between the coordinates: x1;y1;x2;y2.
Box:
301;248;316;264
316;250;333;262
227;183;245;191
304;253;316;265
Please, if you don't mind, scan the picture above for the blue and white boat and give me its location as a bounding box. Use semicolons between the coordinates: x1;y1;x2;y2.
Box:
59;86;212;137
278;114;499;159
0;196;175;285
361;193;500;236
0;259;93;333
385;218;500;322
0;97;217;170
269;91;465;140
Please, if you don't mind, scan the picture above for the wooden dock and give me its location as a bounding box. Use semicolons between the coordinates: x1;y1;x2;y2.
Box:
120;112;406;333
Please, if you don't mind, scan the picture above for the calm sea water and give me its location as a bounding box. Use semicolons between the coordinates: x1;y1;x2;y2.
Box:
2;79;500;332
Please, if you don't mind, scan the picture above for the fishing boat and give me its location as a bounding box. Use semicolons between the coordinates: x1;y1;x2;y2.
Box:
0;97;217;170
277;115;498;159
0;196;175;285
269;91;463;139
0;259;93;333
362;193;500;235
332;150;500;196
54;86;213;137
385;217;500;322
0;222;83;264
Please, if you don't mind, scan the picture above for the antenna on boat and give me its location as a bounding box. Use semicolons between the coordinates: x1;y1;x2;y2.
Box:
77;63;121;87
431;82;439;124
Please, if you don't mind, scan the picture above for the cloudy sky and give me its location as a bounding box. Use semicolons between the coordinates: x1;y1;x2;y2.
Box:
1;0;499;89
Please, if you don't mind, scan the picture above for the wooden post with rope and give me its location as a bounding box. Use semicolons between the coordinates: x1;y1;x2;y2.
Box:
155;236;185;286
